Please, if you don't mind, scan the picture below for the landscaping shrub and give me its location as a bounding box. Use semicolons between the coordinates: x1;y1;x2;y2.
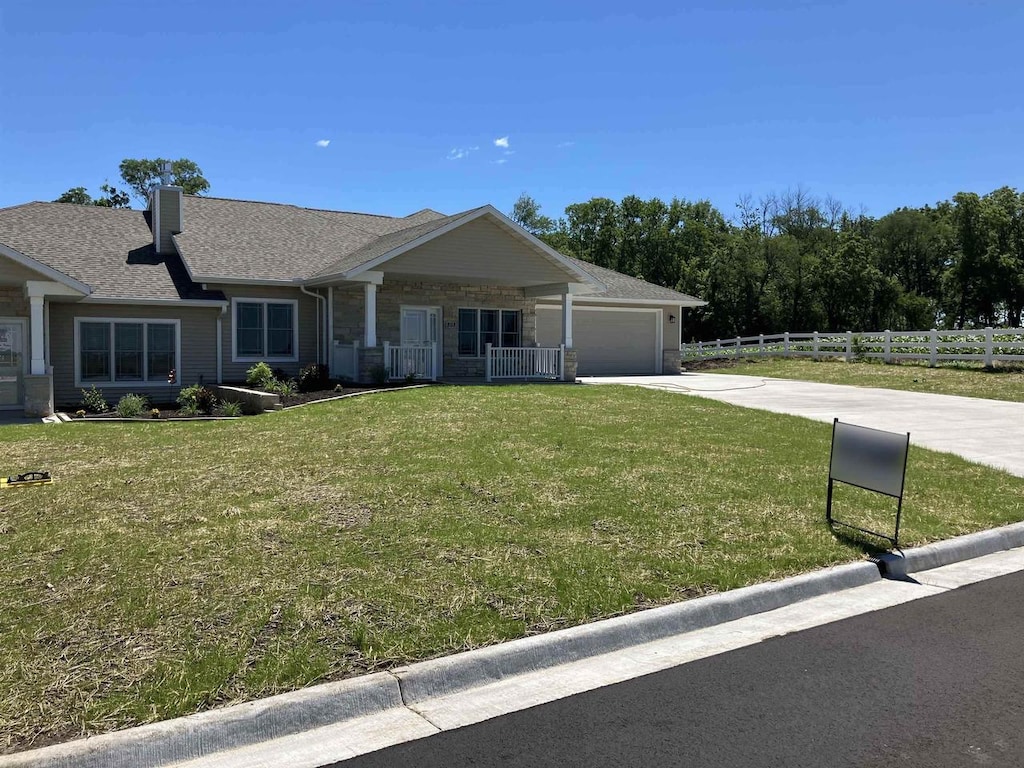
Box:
81;386;108;413
368;364;390;386
297;363;330;392
217;400;243;417
266;377;297;397
114;393;147;418
245;362;275;389
177;384;217;415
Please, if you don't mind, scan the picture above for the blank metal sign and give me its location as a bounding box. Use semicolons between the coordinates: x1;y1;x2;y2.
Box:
829;421;909;498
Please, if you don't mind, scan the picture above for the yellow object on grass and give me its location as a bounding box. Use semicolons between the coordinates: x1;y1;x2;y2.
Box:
1;471;53;488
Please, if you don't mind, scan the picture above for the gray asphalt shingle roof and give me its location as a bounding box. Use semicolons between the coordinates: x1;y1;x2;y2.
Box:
0;202;222;301
0;197;704;306
567;258;706;304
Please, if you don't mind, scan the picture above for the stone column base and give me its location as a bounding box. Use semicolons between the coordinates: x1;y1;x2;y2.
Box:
358;347;387;385
563;348;578;382
24;374;54;417
662;349;682;374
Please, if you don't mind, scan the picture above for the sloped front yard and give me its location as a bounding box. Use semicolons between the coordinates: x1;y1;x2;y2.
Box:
2;385;1023;753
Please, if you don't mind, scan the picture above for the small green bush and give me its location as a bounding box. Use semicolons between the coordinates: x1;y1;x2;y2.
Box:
115;393;147;418
177;384;217;415
81;386;108;413
217;400;243;417
266;378;297;397
245;362;275;388
297;363;330;393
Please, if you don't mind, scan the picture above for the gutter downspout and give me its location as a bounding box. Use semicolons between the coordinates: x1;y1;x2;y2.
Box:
300;286;327;365
216;305;226;383
327;286;334;375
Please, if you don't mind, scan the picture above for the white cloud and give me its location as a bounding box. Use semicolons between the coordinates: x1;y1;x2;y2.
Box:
494;158;508;165
315;139;331;148
494;136;510;149
447;147;471;160
557;140;575;148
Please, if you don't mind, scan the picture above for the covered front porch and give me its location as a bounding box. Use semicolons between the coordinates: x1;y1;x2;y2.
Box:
326;279;581;383
308;206;599;385
0;245;90;417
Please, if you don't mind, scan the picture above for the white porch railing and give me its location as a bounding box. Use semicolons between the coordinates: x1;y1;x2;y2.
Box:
681;328;1024;367
384;342;436;381
486;343;565;381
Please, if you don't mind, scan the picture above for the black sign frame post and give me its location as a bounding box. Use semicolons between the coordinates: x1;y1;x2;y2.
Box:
826;418;910;549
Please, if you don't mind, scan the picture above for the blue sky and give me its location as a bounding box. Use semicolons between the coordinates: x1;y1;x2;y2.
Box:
1;1;1021;222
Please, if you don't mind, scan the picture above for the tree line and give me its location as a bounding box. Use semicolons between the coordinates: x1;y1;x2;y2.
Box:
511;187;1024;340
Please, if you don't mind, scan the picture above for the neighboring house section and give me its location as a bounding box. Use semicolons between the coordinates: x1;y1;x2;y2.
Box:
0;188;705;417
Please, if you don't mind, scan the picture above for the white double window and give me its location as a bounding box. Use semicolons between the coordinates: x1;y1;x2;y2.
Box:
457;308;521;357
232;298;298;361
75;319;179;386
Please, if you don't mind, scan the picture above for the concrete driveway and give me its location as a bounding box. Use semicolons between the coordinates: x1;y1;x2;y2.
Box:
579;373;1024;478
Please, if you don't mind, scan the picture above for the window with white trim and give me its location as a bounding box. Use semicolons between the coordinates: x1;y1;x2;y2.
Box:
232;299;298;361
76;319;179;385
458;308;521;356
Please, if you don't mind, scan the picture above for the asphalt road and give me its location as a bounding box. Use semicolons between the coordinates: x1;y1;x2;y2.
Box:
330;571;1024;767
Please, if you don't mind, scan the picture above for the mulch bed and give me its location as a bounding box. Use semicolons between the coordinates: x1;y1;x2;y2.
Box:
64;383;420;420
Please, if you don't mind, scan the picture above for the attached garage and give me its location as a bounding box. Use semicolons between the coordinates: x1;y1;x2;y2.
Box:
536;305;663;375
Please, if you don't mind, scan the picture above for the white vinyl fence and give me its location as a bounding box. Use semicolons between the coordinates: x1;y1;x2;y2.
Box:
682;328;1024;367
384;342;436;381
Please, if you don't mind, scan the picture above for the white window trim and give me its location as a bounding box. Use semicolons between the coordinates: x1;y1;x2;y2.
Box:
73;317;182;388
230;297;300;363
457;307;522;358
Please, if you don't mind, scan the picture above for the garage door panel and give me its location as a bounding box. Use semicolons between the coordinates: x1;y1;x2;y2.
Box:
537;307;659;375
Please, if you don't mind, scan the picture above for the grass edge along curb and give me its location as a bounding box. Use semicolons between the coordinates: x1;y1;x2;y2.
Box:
1;560;878;768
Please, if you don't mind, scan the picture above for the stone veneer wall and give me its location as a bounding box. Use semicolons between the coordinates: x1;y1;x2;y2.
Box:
24;374;53;417
0;286;29;317
334;280;537;380
662;349;681;374
563;348;578;382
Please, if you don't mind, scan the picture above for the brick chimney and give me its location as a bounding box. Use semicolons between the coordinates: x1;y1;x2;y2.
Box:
150;162;183;255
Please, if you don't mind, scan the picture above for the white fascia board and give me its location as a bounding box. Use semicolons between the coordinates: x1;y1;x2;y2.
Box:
79;296;228;308
0;242;91;295
524;282;594;298
25;280;86;298
537;296;707;308
306;269;384;287
186;275;302;287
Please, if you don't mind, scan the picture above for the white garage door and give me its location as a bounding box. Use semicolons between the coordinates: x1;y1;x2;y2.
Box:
537;306;661;375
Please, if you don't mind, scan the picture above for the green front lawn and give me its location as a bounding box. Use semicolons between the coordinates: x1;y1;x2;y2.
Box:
2;385;1022;752
698;357;1024;402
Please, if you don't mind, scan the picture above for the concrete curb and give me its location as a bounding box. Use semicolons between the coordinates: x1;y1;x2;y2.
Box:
394;560;879;703
880;520;1024;578
7;521;1024;767
0;674;402;768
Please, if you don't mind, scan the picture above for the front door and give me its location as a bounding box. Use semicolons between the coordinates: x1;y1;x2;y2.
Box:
400;306;441;379
0;319;27;410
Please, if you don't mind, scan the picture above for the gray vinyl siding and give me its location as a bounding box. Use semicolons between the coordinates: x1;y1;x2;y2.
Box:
0;253;52;284
49;301;221;408
212;284;323;383
382;217;577;286
0;286;29;317
156;188;183;254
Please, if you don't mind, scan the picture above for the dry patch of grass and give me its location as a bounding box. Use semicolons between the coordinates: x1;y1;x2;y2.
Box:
701;357;1024;401
1;384;1022;753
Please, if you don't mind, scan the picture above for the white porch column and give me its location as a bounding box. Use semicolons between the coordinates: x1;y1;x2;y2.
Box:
561;292;573;348
29;295;45;375
364;282;377;348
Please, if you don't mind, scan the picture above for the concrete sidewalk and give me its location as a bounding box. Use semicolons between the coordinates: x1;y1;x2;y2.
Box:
580;373;1024;478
